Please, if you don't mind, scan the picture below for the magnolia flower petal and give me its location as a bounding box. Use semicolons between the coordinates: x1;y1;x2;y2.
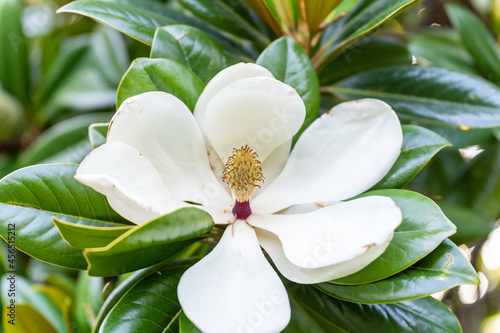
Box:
276;201;335;215
75;141;186;224
194;62;274;137
248;196;402;269
107;91;232;208
205;77;305;162
252;99;402;214
256;228;390;283
206;144;231;197
178;221;290;333
254;141;291;197
202;206;234;225
194;63;275;195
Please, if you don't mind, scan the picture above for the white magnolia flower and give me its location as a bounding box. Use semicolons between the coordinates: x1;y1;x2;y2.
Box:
76;63;403;333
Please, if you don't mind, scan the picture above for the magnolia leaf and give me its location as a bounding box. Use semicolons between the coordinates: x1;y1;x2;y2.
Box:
315;0;419;67
257;37;320;141
151;25;230;84
92;265;165;332
330;65;500;128
319;38;411;85
100;261;196;332
285;283;461;332
57;0;176;45
53;217;132;250
317;239;478;303
373;125;451;189
0;164;131;269
178;0;269;44
84;208;213;276
117;58;204;111
334;189;456;284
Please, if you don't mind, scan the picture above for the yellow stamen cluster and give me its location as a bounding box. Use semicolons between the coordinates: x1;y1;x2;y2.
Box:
222;145;264;202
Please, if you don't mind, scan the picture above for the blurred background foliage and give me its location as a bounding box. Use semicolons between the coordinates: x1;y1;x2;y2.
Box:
1;0;500;332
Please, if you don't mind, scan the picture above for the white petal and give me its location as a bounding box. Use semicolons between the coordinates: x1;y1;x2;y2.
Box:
202;206;234;226
107;91;231;208
206;143;232;198
194;63;275;196
178;221;290;333
256;228;391;284
254;141;291;197
276;201;335;215
194;62;274;138
205;77;305;162
252;99;402;214
248;196;402;269
75;141;186;224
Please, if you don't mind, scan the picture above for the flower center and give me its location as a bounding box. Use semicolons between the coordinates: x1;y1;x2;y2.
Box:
222;145;264;220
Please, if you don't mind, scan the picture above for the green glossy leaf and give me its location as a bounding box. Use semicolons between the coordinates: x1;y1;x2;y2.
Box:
0;0;30;105
100;261;195;332
315;0;418;67
89;123;108;149
53;217;132;250
408;30;479;76
285;298;343;333
85;208;213;276
330;65;500;128
100;0;175;16
57;0;177;45
1;275;66;332
71;271;104;333
334;189;456;284
151;25;230;84
0;164;131;269
3;303;57;333
18;113;112;167
103;0;250;56
257;37;320;141
446;3;500;82
373;125;451;189
319;38;411;85
92;264;168;333
317;239;478;303
117;58;204;111
179;311;202;333
446;142;500;220
178;0;269;43
285;283;461;332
